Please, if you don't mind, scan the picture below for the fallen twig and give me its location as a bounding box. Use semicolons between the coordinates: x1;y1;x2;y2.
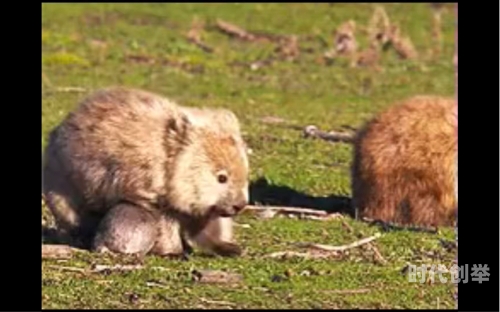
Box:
242;205;329;216
45;265;86;273
214;19;285;44
297;233;381;252
199;298;237;307
192;269;243;285
298;213;343;221
265;250;337;260
146;281;169;289
42;244;81;259
325;288;371;295
91;264;144;273
187;37;214;53
341;220;387;265
215;19;257;41
53;87;87;93
303;125;354;143
186;18;214;53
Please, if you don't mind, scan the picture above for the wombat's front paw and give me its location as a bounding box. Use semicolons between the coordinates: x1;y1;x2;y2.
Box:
212;242;242;257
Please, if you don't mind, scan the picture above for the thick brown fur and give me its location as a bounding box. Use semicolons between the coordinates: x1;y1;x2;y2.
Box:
351;95;457;227
42;86;249;257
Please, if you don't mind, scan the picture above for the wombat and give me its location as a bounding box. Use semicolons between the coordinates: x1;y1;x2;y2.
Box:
42;87;249;257
351;95;457;227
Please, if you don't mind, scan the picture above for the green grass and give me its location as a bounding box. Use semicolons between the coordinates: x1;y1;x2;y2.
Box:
42;3;457;309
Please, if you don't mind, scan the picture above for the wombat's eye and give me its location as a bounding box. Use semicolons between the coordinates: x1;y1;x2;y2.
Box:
217;173;228;184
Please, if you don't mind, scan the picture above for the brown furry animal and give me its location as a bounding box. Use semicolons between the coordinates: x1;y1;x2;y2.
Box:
42;87;249;257
351;95;457;227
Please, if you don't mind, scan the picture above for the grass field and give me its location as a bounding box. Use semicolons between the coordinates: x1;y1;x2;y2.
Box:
42;3;457;309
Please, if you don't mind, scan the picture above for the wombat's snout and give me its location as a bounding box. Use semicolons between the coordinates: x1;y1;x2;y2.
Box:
232;202;246;213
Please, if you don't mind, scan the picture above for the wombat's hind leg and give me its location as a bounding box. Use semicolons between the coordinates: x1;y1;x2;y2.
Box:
92;203;157;256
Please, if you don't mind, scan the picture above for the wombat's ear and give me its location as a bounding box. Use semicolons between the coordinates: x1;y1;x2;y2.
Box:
166;113;193;144
215;109;239;125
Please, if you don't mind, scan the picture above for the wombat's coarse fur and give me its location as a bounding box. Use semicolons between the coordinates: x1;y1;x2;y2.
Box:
42;87;249;257
351;95;457;227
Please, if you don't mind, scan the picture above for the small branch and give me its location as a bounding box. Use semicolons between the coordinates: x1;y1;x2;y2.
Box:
199;298;237;307
192;269;243;284
146;281;169;289
187;37;214;53
303;125;354;143
45;265;86;273
215;19;256;41
265;250;337;260
298;213;343;221
242;205;329;216
342;220;387;265
257;118;356;144
50;87;87;93
297;233;381;252
42;244;81;259
186;18;214;53
91;264;144;273
326;288;371;295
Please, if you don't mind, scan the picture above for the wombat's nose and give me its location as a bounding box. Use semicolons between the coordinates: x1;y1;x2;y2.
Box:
232;202;247;213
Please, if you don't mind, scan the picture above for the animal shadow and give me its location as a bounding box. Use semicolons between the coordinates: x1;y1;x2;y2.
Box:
42;226;67;245
249;177;354;217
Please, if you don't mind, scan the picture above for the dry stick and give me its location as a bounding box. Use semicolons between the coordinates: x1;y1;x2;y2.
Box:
265;251;333;260
146;281;169;289
326;288;371;295
45;265;86;273
215;19;256;41
186;22;214;53
257;117;355;143
303;125;354;143
192;269;243;284
91;264;144;273
199;298;237;307
297;233;381;252
55;87;87;93
242;205;329;216
187;37;214;53
299;214;343;221
341;220;387;265
42;244;80;259
46;263;147;275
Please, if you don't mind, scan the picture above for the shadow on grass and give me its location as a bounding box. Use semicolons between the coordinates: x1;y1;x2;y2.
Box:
42;177;355;247
249;177;354;217
42;227;66;245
